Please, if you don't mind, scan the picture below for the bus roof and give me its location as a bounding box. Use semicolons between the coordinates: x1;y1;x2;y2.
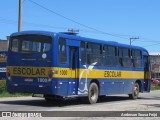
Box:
10;30;148;53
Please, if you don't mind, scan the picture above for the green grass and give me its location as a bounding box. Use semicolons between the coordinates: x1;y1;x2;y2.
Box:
0;90;32;98
151;84;160;91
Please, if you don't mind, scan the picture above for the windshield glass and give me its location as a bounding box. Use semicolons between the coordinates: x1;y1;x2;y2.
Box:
10;35;52;53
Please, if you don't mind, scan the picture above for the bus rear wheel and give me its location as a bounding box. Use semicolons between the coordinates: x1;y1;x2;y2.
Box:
88;82;99;104
129;82;139;100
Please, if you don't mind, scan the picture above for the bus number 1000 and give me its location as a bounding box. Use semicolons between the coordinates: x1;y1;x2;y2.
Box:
60;70;68;76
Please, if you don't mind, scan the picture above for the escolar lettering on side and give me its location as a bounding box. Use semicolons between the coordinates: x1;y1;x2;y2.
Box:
104;71;121;78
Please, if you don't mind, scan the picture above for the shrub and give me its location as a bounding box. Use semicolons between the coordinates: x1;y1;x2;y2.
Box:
0;80;6;93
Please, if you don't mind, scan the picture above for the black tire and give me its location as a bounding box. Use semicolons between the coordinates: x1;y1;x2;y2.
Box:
44;97;53;102
44;94;55;102
129;82;139;100
88;82;99;104
99;95;106;100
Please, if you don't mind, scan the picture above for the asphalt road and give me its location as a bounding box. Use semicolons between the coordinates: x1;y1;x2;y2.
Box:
0;90;160;120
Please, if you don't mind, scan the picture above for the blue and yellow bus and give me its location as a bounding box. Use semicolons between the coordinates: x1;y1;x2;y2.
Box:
6;31;151;104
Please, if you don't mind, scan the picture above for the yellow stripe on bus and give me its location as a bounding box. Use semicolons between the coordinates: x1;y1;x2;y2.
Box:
7;66;146;79
82;69;144;79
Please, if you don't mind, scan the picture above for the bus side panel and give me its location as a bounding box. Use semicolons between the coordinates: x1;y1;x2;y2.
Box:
99;78;124;95
67;78;77;95
54;78;69;97
78;78;147;96
51;78;78;97
123;79;133;94
100;79;148;95
78;78;125;96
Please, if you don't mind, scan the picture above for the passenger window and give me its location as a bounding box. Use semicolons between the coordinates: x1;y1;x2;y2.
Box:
123;48;130;58
104;45;118;66
58;38;67;64
87;43;102;66
80;42;86;65
123;48;131;67
131;49;142;68
118;48;132;67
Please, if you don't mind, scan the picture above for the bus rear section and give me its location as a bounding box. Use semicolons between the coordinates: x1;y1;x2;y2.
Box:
7;34;54;95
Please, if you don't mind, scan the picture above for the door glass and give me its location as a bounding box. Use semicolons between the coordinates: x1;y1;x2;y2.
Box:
71;48;77;70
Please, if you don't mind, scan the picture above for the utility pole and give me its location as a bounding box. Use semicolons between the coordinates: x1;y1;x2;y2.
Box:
18;0;22;32
130;37;139;45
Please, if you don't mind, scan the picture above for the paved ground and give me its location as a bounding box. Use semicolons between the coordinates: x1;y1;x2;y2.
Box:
0;90;160;120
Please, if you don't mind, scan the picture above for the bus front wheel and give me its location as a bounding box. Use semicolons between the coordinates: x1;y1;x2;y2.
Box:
88;82;99;104
129;82;139;100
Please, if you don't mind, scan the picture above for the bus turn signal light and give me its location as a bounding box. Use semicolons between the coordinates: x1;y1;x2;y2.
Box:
48;70;55;78
6;70;11;80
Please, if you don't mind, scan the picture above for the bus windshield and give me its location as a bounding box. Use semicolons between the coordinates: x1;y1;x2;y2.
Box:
10;35;52;53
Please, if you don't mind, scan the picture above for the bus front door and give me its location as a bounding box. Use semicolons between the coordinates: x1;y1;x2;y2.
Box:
68;47;79;95
144;55;151;92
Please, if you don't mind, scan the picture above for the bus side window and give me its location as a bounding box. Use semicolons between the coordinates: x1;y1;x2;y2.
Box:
87;43;102;66
105;45;118;66
131;49;142;68
58;38;67;64
118;48;132;67
80;42;86;65
118;48;123;66
122;48;132;67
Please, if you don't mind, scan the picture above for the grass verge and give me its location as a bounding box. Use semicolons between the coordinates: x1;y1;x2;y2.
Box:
151;84;160;91
0;90;32;98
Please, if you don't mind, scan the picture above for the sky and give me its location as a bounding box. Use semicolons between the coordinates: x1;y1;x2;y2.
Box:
0;0;160;53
